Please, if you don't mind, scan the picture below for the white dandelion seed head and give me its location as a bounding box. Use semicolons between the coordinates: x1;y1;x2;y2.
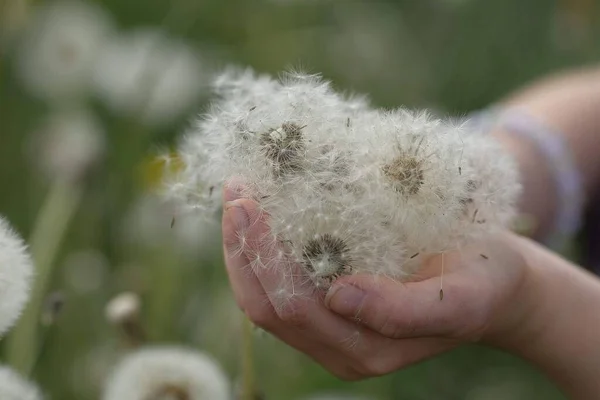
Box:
32;108;105;183
105;292;140;325
0;217;34;337
0;365;43;400
167;68;521;299
93;28;205;125
102;346;230;400
16;0;113;101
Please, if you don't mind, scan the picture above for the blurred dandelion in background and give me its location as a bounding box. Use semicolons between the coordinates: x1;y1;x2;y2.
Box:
92;28;206;126
29;108;106;183
102;346;230;400
0;365;43;400
15;0;114;102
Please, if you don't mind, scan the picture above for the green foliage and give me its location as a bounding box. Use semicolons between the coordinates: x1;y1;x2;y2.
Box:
2;0;595;398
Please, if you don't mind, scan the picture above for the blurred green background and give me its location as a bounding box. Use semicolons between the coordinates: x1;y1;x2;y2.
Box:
1;0;598;398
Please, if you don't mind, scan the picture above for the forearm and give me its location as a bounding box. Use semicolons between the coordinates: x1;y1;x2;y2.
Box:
490;66;600;239
489;235;600;399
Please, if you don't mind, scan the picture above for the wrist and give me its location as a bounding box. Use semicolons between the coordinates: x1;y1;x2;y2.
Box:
480;234;544;351
482;235;600;398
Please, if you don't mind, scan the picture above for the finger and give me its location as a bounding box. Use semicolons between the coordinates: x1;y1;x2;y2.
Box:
223;198;456;377
222;203;363;380
226;198;404;356
222;197;268;308
324;272;486;340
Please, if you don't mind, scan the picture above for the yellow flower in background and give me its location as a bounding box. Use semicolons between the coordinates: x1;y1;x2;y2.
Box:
139;151;184;192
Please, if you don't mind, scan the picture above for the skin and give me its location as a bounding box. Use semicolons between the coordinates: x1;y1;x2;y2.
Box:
222;194;600;399
221;66;600;399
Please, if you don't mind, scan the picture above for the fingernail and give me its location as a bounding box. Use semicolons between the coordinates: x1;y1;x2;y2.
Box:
325;284;366;316
225;200;249;231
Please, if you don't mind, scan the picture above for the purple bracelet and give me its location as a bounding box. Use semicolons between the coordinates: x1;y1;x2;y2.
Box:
467;108;584;250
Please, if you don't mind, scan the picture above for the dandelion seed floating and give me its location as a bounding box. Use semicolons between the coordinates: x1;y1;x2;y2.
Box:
165;68;521;300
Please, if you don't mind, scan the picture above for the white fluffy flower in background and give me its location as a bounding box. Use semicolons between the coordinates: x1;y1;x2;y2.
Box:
102;346;230;400
30;108;106;183
93;28;205;125
15;0;114;101
166;69;521;299
105;292;141;326
0;217;34;337
0;365;43;400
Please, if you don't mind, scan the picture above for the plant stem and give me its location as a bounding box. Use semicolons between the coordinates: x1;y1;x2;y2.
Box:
6;179;82;375
241;315;255;400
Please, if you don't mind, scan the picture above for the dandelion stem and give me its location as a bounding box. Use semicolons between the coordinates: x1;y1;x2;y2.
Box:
6;179;82;375
241;315;255;400
439;252;445;301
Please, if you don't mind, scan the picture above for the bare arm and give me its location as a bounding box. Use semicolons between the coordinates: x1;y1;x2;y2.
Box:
487;235;600;399
490;66;600;239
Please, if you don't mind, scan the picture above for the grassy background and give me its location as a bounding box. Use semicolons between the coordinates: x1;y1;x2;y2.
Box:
2;0;599;398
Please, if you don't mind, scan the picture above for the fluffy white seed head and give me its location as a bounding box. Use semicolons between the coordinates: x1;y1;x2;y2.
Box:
31;108;105;182
0;217;34;336
16;0;113;101
102;346;230;400
92;28;205;125
0;365;43;400
105;292;140;325
166;68;521;300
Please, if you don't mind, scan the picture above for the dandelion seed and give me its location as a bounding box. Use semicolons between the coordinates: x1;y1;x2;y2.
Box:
41;291;65;326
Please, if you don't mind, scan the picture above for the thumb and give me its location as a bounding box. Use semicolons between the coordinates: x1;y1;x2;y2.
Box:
324;274;484;340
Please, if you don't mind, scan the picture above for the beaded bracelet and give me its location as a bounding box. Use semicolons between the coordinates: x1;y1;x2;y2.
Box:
467;107;584;250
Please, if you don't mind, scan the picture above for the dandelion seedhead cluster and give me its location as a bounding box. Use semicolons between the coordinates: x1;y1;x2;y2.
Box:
167;69;521;293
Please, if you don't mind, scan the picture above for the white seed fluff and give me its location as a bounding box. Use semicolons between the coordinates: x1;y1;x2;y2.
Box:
105;292;140;325
102;346;230;400
31;108;106;182
92;28;205;125
0;217;34;337
0;365;43;400
166;69;521;295
16;0;113;101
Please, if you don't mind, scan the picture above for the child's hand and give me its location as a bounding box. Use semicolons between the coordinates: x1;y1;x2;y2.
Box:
221;184;531;380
